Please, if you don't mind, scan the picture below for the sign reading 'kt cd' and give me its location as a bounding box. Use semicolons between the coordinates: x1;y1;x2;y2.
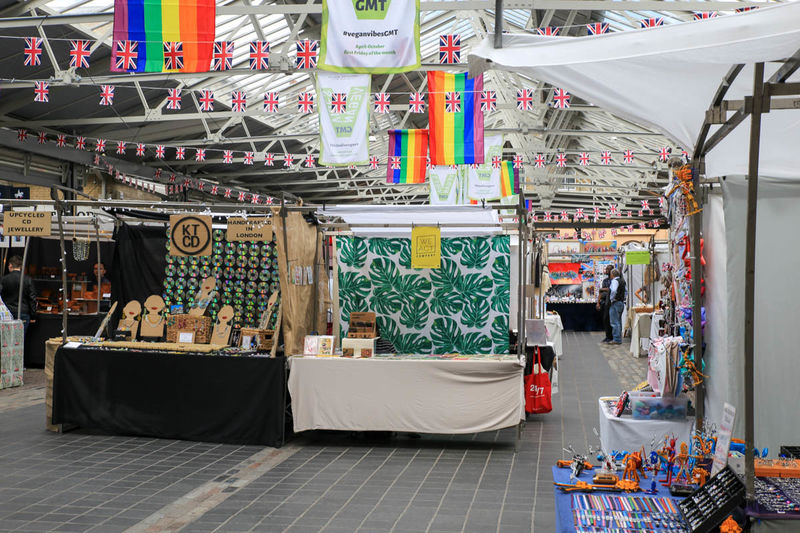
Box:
169;215;212;256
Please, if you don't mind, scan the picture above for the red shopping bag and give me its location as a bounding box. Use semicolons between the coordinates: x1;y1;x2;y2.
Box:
525;347;552;414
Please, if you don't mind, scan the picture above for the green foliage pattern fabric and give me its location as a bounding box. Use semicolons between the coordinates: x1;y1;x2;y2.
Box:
337;235;510;354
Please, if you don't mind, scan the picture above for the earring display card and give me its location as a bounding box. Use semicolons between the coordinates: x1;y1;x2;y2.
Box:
677;465;745;532
751;476;800;517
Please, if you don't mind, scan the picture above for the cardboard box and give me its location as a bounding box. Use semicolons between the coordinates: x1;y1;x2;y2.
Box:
342;337;376;358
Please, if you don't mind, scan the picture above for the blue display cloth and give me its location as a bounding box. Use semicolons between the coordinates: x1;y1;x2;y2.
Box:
552;466;686;533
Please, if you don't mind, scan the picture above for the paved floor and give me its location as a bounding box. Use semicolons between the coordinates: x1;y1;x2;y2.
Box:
0;331;639;533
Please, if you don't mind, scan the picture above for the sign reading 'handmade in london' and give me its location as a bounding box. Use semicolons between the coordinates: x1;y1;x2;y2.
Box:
3;210;51;236
169;214;212;256
226;217;272;242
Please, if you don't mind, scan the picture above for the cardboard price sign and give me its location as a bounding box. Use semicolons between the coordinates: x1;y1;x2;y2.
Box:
411;226;441;269
226;217;273;242
3;211;51;236
169;215;212;256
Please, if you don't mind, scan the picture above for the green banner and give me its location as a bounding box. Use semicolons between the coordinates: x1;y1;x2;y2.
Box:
625;250;651;265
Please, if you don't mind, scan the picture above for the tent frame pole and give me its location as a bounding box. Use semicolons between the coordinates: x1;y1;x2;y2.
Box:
494;0;503;49
690;172;704;424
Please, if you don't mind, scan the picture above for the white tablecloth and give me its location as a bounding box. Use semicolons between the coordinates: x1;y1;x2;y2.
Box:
629;312;653;358
597;398;694;454
288;357;525;434
544;314;563;357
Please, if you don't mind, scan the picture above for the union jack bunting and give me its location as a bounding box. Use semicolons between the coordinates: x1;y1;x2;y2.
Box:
264;92;279;112
408;92;426;113
639;17;664;28
593;207;601;219
641;200;650;211
199;89;214;111
304;154;316;168
243;151;254;165
600;151;612;165
23;37;43;66
513;155;524;169
237;191;246;202
33;81;49;103
373;93;390;113
250;194;260;205
693;12;718;20
115;40;138;70
659;147;671;162
283;153;294;167
552;88;570;109
556;153;566;167
249;41;270;70
480;90;497;112
94;138;106;152
543;212;552;222
536;26;560;36
438;34;460;64
155;144;165;159
196;181;204;191
638;210;643;217
444;92;461;113
264;152;275;166
175;147;185;160
223;150;233;164
297;92;315;113
195;149;206;162
37;131;47;144
295;39;318;69
586;23;609;35
491;156;502;169
516;88;534;110
735;6;758;12
369;156;379;170
534;154;545;168
135;143;145;156
231;91;247;112
390;156;401;170
163;42;183;70
622;149;634;164
330;93;347;114
56;134;67;147
212;41;234;71
658;197;665;208
75;136;86;149
99;85;114;106
224;188;232;198
166;88;181;110
579;152;589;166
69;40;91;68
560;210;569;221
155;168;162;179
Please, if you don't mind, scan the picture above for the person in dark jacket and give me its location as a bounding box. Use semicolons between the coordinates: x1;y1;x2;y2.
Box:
597;264;614;343
1;255;37;332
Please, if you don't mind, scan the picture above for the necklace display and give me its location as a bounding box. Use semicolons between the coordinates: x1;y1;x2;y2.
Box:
144;312;164;326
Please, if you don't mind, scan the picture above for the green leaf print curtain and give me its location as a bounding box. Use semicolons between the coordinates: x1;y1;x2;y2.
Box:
337;235;510;354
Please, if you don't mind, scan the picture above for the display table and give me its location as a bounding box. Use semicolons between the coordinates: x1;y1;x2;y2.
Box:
546;303;603;331
26;314;104;367
288;355;524;441
629;312;653;358
598;397;694;454
545;313;564;356
52;346;286;446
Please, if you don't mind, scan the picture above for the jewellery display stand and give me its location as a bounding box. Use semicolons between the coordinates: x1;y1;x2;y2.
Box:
188;277;217;317
678;466;745;533
116;301;141;341
209;305;234;346
139;295;166;340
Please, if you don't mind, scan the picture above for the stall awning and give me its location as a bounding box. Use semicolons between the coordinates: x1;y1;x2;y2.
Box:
469;3;800;179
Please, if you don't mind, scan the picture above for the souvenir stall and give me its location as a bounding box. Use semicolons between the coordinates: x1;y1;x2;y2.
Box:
288;205;529;448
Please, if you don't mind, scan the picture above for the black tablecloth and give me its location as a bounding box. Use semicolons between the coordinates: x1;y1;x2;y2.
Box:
546;303;603;331
52;347;286;447
25;314;104;367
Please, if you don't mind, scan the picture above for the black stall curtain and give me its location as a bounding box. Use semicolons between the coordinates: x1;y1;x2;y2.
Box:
110;223;167;310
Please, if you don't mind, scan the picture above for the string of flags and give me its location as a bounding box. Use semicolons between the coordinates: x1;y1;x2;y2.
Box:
541;223;663;240
527;200;665;224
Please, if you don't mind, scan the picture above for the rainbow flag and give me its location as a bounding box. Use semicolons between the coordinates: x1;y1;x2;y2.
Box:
427;71;484;166
500;160;520;198
387;130;429;184
111;0;215;72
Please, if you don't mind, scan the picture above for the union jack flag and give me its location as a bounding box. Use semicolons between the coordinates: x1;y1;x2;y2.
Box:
611;229;618;236
513;155;524;169
249;41;270;70
195;149;206;162
639;222;646;230
212;41;234;71
593;207;600;219
516;88;534;110
639;17;664;28
95;138;106;152
638;210;643;217
297;92;315;113
534;154;545;168
175;147;185;160
610;205;620;217
373;93;390;113
693;12;718;20
480;90;496;112
154;168;162;179
408;92;425;113
264;152;275;166
73;136;89;150
544;212;552;222
231;91;247;112
658;197;665;208
166;88;181;110
163;42;183;70
586;23;609;35
115;40;138;70
600;151;612;165
199;89;214;111
56;134;66;147
491;156;502;169
576;209;585;220
438;34;460;64
155;144;165;159
210;185;218;195
135;143;145;156
579;152;589;166
552;88;570;109
556;153;566;167
196;181;204;191
304;154;316;168
251;194;260;205
37;131;47;144
390;156;401;170
33;81;49;103
641;199;650;211
536;26;560;36
295;39;318;69
735;6;758;12
223;150;233;164
23;37;42;66
560;210;569;221
445;92;461;113
99;85;114;106
681;148;690;160
224;188;232;198
658;147;671;162
283;153;294;167
244;151;254;165
330;93;347;114
234;191;244;202
622;149;634;164
264;92;279;112
69;40;91;68
369;156;379;170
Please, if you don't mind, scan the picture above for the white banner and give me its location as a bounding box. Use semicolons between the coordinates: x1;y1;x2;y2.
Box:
317;71;371;166
428;165;459;205
466;134;503;201
319;0;420;74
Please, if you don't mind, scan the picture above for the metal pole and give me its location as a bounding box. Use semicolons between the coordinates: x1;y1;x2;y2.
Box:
94;219;101;314
55;199;69;342
494;0;503;49
691;169;705;423
518;194;524;356
745;62;765;503
16;236;30;321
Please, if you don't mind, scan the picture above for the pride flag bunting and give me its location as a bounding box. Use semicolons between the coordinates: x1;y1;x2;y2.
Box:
500;160;520;198
386;129;428;184
111;0;216;72
427;71;484;166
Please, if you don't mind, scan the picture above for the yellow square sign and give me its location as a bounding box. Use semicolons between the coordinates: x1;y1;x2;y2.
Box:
411;226;441;269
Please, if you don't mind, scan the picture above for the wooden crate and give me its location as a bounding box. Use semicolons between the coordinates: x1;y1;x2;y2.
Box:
348;312;376;338
166;314;212;344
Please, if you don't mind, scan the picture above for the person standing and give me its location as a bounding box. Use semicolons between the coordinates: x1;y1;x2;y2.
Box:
608;268;626;345
597;264;614;343
1;255;37;333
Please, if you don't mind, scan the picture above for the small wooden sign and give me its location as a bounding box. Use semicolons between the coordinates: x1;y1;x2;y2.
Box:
170;214;212;256
226;217;272;242
3;211;51;236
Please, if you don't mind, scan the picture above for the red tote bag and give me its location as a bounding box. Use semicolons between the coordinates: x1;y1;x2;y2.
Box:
525;347;553;414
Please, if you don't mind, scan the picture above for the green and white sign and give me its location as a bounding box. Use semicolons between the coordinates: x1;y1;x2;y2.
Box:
465;134;503;201
317;71;371;166
428;165;459;205
319;0;420;73
626;250;651;265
